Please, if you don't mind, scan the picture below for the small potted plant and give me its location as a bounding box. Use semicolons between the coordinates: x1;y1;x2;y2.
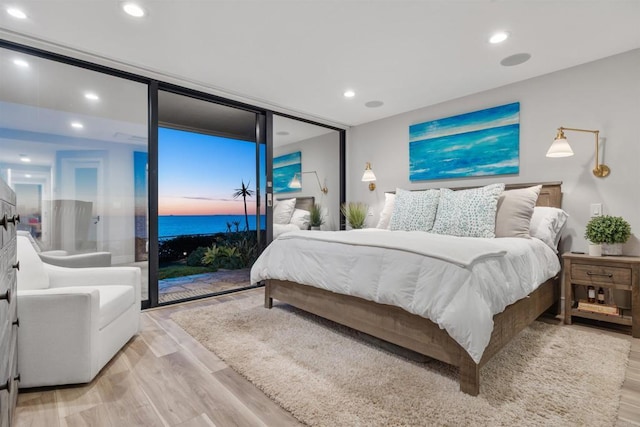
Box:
341;202;368;229
584;215;631;256
309;203;324;230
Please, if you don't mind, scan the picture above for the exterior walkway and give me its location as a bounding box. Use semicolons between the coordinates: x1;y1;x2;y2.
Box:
158;268;251;303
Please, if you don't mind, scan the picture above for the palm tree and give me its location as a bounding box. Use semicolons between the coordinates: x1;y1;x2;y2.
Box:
232;180;255;231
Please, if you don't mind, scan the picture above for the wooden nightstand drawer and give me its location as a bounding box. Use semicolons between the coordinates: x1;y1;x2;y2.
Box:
570;264;631;286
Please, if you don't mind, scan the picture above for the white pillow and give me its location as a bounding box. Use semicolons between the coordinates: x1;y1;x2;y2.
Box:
432;183;505;238
290;208;310;230
376;193;396;229
495;185;541;238
530;206;569;251
389;188;440;232
273;198;296;225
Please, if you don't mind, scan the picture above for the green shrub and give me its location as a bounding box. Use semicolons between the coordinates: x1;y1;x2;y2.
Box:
584;215;631;244
186;246;208;266
341;202;368;229
309;203;324;228
202;245;244;270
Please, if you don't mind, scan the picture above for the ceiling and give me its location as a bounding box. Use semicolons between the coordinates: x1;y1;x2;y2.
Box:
0;1;639;128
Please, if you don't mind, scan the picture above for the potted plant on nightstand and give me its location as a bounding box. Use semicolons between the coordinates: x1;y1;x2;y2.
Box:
584;215;631;256
309;203;324;230
341;202;368;229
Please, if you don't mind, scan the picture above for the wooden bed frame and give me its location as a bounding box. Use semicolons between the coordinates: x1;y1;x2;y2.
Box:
265;182;562;395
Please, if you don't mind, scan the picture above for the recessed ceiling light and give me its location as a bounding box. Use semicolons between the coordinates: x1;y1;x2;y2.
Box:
19;155;31;163
13;59;29;68
84;92;100;101
122;2;145;17
365;101;384;108
500;53;532;67
25;174;31;178
71;122;84;129
7;7;27;19
343;90;355;98
489;31;509;44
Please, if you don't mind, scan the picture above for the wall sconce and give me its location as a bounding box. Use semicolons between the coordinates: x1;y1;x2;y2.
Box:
289;171;328;194
546;127;610;177
361;162;377;191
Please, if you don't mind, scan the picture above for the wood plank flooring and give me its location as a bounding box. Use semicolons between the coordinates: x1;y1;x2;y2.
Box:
13;289;640;426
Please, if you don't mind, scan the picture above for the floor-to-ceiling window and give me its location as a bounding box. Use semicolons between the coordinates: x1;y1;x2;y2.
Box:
0;40;343;309
0;45;150;303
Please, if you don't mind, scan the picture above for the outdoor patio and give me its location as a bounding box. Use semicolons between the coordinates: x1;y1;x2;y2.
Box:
158;268;251;303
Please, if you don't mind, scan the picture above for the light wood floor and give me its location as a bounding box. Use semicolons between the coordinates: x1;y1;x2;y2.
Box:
13;289;640;426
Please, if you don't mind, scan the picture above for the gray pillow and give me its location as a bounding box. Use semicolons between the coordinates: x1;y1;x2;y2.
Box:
495;185;542;238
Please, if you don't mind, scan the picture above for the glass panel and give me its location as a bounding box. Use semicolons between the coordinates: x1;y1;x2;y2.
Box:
272;115;340;235
157;90;262;304
0;46;149;301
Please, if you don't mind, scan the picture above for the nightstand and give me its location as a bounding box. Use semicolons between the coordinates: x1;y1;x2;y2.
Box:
563;253;640;337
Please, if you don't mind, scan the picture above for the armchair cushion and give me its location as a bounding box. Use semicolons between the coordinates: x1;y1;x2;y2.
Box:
98;285;135;329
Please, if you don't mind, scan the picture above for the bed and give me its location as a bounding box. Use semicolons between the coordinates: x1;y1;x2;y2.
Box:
254;182;563;395
273;196;315;238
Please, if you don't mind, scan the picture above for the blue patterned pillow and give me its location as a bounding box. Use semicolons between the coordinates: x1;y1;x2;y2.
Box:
389;188;440;232
432;183;505;238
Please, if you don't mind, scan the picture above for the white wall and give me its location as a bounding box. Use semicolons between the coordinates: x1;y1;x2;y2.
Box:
347;49;640;255
275;131;341;230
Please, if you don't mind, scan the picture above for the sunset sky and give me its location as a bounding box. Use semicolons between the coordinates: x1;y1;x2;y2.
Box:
158;127;265;216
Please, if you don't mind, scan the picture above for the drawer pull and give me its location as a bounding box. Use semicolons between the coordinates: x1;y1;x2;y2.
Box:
0;214;6;230
7;214;20;225
0;379;9;392
0;289;10;303
586;272;613;278
12;261;20;270
12;318;19;327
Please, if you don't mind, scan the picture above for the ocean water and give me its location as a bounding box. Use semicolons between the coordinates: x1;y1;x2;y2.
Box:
159;215;266;239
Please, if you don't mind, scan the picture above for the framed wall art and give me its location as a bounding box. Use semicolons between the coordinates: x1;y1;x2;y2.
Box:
409;102;520;181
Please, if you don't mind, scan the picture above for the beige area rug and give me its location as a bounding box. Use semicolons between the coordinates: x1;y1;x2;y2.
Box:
171;293;630;426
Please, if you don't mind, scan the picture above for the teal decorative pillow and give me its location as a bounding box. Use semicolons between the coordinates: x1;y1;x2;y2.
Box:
432;183;505;238
389;188;440;232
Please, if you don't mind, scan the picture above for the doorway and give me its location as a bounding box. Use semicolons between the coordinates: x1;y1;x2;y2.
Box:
155;89;265;304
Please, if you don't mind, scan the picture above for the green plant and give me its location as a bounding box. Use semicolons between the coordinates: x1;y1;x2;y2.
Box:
341;202;368;229
202;245;244;269
584;215;631;244
309;203;324;227
186;246;209;266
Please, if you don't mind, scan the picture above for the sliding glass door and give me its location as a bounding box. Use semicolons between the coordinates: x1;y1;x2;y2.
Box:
0;45;150;302
154;89;265;304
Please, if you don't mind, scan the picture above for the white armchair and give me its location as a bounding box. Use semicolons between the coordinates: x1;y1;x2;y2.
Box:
16;235;141;388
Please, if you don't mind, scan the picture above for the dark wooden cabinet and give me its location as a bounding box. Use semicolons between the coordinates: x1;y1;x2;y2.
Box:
0;178;18;427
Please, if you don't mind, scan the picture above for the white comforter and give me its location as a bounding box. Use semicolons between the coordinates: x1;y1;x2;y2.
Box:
251;229;561;363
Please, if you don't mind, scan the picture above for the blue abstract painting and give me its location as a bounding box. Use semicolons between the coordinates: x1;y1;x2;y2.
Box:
409;102;520;181
273;151;301;193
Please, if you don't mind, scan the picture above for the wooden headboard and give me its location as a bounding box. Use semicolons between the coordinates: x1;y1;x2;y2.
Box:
392;181;562;209
504;182;562;208
276;196;315;212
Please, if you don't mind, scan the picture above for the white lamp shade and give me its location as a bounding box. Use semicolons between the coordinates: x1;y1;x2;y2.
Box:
361;169;376;182
546;137;574;158
289;174;302;188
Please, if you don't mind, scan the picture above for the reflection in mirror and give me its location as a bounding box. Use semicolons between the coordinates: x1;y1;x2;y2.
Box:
273;115;340;237
0;46;149;300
